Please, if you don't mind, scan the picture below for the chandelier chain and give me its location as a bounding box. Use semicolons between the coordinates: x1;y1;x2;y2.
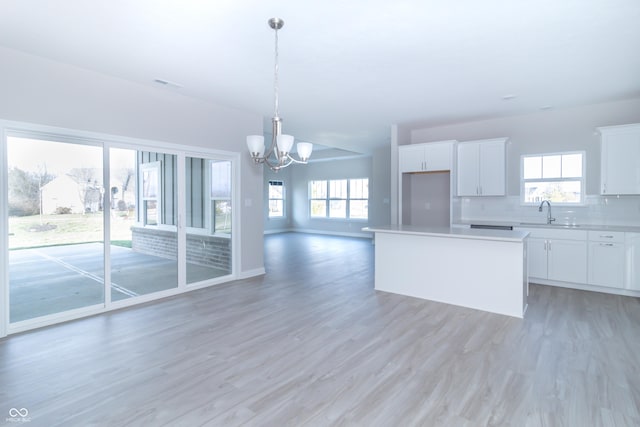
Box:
274;25;279;119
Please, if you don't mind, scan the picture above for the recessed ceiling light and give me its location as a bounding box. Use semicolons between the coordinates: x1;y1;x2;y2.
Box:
502;94;517;100
153;78;183;89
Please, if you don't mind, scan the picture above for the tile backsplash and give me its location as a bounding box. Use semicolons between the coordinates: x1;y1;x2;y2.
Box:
453;195;640;226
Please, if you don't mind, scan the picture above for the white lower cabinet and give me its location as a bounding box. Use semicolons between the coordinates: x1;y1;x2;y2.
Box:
588;231;625;288
523;228;587;283
520;227;631;292
548;239;588;284
527;238;548;279
626;233;640;291
526;233;587;284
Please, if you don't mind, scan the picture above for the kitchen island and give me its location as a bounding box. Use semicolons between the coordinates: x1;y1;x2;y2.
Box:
363;225;529;318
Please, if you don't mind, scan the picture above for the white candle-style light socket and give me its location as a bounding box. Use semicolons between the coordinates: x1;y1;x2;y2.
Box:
296;142;313;161
276;134;294;155
246;135;265;157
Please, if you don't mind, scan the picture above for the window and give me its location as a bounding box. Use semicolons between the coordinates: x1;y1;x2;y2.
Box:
140;161;161;225
309;178;369;219
268;180;285;218
521;152;584;204
211;160;231;233
310;180;327;218
329;179;347;218
349;178;369;219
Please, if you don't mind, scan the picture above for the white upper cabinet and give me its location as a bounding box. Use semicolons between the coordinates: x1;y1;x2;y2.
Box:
457;138;507;196
398;141;455;173
599;123;640;195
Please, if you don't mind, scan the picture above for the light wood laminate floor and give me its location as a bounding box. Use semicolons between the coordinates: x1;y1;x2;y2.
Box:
1;232;639;426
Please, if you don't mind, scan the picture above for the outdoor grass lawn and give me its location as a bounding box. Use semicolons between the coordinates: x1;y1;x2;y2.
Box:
8;212;135;250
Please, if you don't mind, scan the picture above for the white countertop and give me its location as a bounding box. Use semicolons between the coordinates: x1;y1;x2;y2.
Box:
456;220;640;233
363;225;529;242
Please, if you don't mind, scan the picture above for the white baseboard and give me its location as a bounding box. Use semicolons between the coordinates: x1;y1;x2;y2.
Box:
531;279;640;297
238;267;266;279
290;229;371;239
264;228;294;235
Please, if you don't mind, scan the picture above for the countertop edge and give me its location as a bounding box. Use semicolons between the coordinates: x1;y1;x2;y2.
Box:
363;226;529;243
455;220;640;233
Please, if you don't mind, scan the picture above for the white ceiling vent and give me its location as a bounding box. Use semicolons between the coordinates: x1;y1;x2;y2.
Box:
153;78;183;89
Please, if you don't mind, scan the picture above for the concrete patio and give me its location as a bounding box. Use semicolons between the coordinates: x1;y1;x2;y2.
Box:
9;242;229;323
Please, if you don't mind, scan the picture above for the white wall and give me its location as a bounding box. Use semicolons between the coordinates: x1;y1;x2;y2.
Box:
0;46;265;274
261;144;392;237
290;156;372;236
400;97;640;225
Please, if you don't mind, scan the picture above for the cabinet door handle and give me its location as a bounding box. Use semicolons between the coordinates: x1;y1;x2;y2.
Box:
603;183;607;193
599;235;614;239
547;241;551;251
599;243;614;247
479;186;483;195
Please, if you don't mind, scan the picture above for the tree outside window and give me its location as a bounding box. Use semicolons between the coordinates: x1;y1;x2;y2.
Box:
310;180;327;218
521;152;584;204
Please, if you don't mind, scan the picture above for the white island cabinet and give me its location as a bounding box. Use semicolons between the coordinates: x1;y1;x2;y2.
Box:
364;225;529;318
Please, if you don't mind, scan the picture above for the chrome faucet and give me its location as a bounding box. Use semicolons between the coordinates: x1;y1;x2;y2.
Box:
538;200;555;224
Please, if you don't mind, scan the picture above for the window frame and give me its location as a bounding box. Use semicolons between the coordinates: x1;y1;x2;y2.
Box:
140;161;162;226
210;160;232;234
268;179;285;219
348;178;369;220
520;151;586;206
308;178;369;220
309;180;328;218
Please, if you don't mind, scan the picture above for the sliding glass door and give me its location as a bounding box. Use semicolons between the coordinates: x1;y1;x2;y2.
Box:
185;157;232;284
3;129;236;332
109;148;178;302
7;135;104;322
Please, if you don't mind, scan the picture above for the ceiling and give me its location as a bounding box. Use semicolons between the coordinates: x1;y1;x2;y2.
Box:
1;0;639;154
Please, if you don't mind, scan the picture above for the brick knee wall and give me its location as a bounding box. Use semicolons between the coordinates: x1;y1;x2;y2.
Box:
131;226;231;272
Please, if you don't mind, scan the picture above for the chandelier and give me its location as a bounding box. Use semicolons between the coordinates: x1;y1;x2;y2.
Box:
246;18;312;171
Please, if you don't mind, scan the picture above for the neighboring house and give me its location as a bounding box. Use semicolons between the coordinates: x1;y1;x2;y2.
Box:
41;174;102;214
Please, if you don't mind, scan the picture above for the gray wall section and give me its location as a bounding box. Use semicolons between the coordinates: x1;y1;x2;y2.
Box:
370;145;392;227
402;172;450;227
0;46;264;274
405;97;640;197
